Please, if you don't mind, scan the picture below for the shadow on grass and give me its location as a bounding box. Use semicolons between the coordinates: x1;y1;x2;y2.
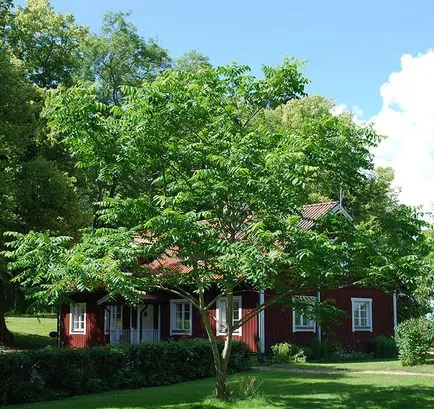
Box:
11;332;53;349
6;371;434;409
261;372;434;409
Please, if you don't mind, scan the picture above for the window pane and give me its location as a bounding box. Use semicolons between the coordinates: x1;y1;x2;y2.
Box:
295;313;302;326
171;302;191;332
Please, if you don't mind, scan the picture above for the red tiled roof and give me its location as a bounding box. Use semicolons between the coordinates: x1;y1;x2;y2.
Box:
298;201;339;230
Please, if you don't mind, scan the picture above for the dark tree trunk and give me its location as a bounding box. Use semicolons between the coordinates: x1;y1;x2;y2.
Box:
0;280;13;345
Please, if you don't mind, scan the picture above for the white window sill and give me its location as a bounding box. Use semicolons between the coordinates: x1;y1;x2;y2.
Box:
353;328;373;332
170;330;192;336
217;331;242;336
293;327;316;333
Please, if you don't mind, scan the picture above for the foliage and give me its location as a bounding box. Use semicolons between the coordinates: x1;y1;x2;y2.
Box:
4;59;431;397
308;340;340;361
368;336;398;359
6;0;88;88
0;339;250;405
77;11;170;104
396;317;434;366
0;0;170;343
228;376;263;401
271;342;307;363
329;346;373;362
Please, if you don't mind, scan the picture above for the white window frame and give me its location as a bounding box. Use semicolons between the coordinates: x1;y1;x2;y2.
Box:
69;303;86;335
170;299;192;335
351;297;373;332
105;305;123;334
216;296;242;336
292;296;316;333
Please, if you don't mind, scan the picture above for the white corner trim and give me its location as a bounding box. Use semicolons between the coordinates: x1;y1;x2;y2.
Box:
169;299;193;336
216;296;242;336
259;292;265;353
351;297;373;332
69;303;86;335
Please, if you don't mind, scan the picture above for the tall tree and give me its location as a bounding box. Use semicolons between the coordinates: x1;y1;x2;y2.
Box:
6;0;88;88
77;11;170;104
7;60;430;397
0;48;37;344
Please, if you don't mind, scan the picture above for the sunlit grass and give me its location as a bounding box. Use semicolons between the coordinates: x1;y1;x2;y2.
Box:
5;316;57;349
6;369;434;409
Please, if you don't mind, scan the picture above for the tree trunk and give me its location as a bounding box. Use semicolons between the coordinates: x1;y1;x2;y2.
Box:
0;280;13;345
215;366;229;398
198;291;235;400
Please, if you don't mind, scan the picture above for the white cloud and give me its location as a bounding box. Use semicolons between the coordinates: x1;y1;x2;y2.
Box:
332;103;364;122
373;50;434;214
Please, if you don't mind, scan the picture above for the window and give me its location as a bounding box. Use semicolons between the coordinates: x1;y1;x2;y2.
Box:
105;305;123;334
170;299;192;335
292;296;316;332
351;298;373;332
216;296;242;336
70;303;86;334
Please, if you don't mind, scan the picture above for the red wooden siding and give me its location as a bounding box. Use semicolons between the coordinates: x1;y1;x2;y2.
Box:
60;287;393;352
264;288;393;351
264;291;317;349
322;288;393;351
61;294;106;348
208;291;259;352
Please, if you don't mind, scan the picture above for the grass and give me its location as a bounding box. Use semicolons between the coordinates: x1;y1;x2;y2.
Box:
5;370;434;409
5;315;57;349
272;357;434;374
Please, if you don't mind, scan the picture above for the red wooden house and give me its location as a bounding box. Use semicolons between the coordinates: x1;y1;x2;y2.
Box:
59;202;397;352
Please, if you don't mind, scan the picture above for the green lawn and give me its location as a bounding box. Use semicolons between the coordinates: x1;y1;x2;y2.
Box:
273;358;434;374
5;370;434;409
5;315;57;349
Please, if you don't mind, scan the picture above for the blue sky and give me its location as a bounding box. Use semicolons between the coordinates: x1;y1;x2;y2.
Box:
16;1;434;212
43;0;434;120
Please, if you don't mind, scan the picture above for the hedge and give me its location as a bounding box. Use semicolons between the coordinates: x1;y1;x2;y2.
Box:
0;340;250;405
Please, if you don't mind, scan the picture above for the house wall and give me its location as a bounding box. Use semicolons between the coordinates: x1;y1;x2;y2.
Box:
264;288;394;351
208;291;259;352
264;291;318;349
60;294;106;348
322;287;394;351
60;288;393;352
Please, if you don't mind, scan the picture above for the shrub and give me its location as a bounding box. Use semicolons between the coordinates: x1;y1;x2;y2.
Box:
331;345;373;362
0;339;250;405
229;375;263;401
271;342;307;363
308;340;340;361
396;317;434;366
368;336;398;359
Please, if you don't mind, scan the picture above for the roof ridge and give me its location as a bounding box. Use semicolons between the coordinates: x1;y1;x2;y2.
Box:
303;201;339;207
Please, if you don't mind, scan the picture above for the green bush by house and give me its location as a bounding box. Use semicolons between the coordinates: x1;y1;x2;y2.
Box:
0;340;250;405
271;342;308;363
368;336;398;359
396;317;434;366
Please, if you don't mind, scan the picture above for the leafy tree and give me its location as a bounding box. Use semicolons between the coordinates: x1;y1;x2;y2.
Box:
6;0;88;88
0;48;38;344
4;61;430;398
77;11;170;104
174;50;211;73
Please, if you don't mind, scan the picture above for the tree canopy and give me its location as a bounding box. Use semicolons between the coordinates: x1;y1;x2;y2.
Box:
0;0;432;398
4;59;432;396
